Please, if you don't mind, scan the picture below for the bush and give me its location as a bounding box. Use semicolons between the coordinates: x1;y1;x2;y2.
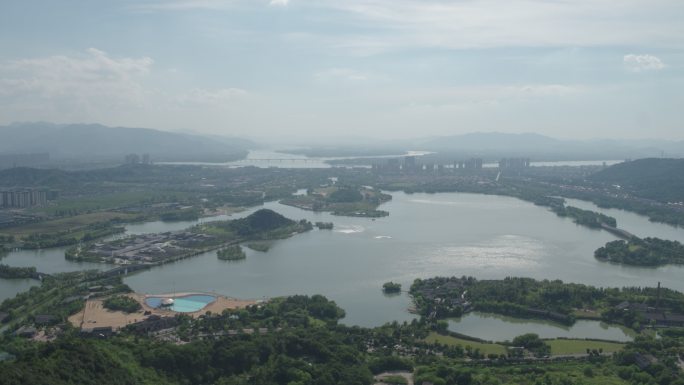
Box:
368;355;413;375
103;295;142;313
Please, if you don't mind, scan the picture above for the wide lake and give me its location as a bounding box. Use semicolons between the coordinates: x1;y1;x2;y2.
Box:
2;191;684;340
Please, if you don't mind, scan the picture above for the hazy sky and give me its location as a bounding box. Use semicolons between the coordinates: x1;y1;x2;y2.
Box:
1;0;683;140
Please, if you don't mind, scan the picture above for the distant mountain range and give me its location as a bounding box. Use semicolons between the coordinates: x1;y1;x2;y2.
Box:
0;122;256;164
414;132;684;161
288;132;684;162
2;123;682;166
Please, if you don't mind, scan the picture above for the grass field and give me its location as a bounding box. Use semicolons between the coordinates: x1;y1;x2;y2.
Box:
424;332;507;355
546;339;625;355
0;212;135;238
32;190;193;216
571;309;602;319
425;332;626;357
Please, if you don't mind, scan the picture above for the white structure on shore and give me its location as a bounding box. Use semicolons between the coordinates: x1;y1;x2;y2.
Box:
161;298;175;307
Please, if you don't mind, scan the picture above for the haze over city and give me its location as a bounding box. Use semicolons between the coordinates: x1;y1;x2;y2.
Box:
1;0;683;141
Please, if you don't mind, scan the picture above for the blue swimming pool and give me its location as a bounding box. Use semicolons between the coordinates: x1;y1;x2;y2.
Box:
145;294;216;313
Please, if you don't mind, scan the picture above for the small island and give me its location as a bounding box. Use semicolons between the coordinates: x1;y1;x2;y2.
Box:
280;185;390;218
315;222;334;230
595;237;684;266
552;204;617;229
217;245;246;260
382;281;402;293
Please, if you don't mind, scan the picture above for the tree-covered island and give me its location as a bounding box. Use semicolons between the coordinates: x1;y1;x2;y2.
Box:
383;281;402;293
595;237;684;267
552;205;617;229
280;185;391;217
315;222;334;230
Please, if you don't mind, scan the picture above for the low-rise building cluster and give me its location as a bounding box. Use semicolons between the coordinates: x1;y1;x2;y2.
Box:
88;231;216;264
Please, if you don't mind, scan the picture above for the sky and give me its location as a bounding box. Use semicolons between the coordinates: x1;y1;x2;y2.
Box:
0;0;683;141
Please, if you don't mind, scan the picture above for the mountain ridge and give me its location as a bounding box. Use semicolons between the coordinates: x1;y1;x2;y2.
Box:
0;122;255;163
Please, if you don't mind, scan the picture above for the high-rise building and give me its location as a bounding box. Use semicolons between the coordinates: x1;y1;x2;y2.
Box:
0;189;49;208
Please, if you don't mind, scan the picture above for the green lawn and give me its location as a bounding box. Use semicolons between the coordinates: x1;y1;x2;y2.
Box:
0;212;134;238
571;309;602;319
546;339;625;355
425;333;625;357
32;190;193;216
424;332;507;355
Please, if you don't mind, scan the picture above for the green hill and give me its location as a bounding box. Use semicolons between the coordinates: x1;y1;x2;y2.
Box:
229;209;297;236
589;158;684;203
0;122;254;163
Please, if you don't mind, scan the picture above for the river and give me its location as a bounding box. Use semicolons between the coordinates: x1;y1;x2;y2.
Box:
2;191;683;339
158;150;433;169
158;150;621;170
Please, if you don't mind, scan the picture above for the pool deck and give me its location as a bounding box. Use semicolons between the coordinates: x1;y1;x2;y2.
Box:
69;292;258;332
136;292;258;316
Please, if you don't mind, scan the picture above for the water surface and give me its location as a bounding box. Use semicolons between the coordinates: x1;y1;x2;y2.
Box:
4;191;684;331
145;294;216;313
564;198;684;242
447;312;635;342
125;192;684;327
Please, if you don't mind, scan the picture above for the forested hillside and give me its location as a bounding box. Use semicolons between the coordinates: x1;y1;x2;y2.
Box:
589;158;684;203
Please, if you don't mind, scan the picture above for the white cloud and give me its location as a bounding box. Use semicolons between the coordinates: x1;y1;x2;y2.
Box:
0;49;251;126
0;48;154;108
130;0;684;52
326;0;684;52
623;54;666;72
